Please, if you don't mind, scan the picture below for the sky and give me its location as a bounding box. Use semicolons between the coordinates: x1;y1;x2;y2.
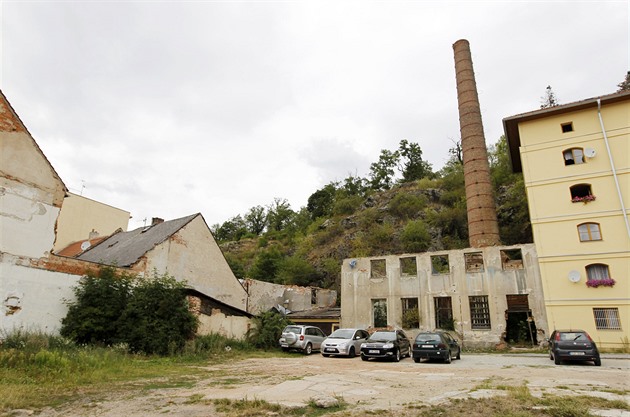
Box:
1;1;628;230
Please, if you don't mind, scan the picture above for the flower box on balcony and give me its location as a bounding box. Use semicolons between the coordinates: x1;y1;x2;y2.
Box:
572;195;596;203
586;278;615;288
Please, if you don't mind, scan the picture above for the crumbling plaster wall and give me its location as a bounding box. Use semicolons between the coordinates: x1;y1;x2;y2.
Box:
341;244;547;348
243;278;337;315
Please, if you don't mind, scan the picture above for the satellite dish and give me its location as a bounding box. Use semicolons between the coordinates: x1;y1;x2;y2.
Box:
80;241;91;251
568;270;581;283
584;148;596;158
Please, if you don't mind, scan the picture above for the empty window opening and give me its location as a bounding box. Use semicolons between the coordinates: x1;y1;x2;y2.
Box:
311;289;317;305
370;259;387;279
570;184;594;203
401;298;419;329
431;255;450;274
563;148;584;165
372;299;388;328
434;297;454;330
469;295;491;330
561;122;574;133
465;252;484;273
400;257;417;276
578;223;602;242
586;264;610;282
593;308;622;330
500;249;523;270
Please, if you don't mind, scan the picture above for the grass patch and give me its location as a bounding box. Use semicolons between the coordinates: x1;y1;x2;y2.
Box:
212;397;347;417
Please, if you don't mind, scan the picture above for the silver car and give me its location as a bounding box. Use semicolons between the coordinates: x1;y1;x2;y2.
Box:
279;325;326;355
321;328;369;358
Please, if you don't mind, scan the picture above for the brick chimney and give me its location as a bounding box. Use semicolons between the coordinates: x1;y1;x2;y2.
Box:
453;39;501;247
151;217;164;226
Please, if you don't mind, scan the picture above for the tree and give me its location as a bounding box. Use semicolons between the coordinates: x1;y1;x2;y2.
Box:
61;266;133;345
307;183;338;220
245;205;267;235
617;71;630;92
266;198;295;232
369;149;399;190
248;246;283;282
246;311;293;349
213;215;247;242
276;255;319;286
398;139;433;182
540;85;559;109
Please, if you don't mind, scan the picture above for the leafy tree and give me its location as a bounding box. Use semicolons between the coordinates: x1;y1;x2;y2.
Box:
61;266;133;345
617;71;630;92
246;311;292;349
248;246;284;282
398;139;433;182
213;215;248;242
388;192;427;219
341;174;368;197
307;183;338;220
117;272;198;355
369;149;399;190
276;255;318;286
266;198;295;232
245;205;267;235
540;85;559;109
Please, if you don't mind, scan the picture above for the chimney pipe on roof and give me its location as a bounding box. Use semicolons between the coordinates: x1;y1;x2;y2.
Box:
453;39;501;247
151;217;164;226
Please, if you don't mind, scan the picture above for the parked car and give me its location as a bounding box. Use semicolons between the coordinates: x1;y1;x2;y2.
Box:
412;331;461;364
548;329;601;366
279;325;326;355
321;328;369;358
360;329;411;362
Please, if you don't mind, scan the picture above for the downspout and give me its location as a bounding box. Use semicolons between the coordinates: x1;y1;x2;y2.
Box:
597;99;630;240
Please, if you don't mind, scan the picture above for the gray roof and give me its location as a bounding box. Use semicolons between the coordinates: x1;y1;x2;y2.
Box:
77;214;199;267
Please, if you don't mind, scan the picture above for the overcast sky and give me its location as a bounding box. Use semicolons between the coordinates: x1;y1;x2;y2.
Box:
1;1;627;230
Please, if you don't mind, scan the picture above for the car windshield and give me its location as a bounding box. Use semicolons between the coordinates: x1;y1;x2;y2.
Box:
415;333;440;343
328;329;355;339
284;326;302;334
368;331;396;342
560;332;587;341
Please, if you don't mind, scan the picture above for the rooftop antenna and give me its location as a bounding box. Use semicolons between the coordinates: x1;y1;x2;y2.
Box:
142;217;147;227
80;180;86;196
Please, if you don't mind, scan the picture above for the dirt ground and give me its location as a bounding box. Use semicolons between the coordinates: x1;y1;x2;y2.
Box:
17;353;630;417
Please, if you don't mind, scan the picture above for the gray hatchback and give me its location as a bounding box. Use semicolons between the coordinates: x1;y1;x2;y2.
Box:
321;328;369;358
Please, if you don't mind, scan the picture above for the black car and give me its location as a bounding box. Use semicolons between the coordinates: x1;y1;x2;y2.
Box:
548;329;601;366
412;331;461;364
360;330;411;362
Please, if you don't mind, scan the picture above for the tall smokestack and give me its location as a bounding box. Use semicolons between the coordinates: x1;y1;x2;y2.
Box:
453;39;501;248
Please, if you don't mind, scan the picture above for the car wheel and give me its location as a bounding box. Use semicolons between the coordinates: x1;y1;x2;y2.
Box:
594;357;601;366
304;343;312;355
456;349;461;360
361;355;369;361
444;350;452;364
554;354;562;365
393;349;401;362
348;347;356;358
281;347;289;352
413;357;420;363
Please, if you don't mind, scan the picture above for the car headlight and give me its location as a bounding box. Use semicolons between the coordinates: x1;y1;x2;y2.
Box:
382;343;394;349
338;341;349;348
360;343;367;348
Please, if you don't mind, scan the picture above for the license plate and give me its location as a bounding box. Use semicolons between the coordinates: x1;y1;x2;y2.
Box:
280;344;288;348
569;351;585;356
325;348;335;352
369;350;379;354
422;345;433;348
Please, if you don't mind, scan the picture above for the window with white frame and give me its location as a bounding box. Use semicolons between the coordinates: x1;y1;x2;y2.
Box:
593;308;622;330
563;148;584;165
578;223;602;242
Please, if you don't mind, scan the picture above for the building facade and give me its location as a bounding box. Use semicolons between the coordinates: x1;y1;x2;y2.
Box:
341;244;548;348
503;91;630;349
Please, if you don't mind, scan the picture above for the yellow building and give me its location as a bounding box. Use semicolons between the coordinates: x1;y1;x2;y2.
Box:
503;90;630;349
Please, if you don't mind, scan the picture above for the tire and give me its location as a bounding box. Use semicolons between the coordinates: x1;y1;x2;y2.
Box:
554;354;561;365
281;347;289;352
361;355;369;361
444;350;452;364
393;349;401;362
304;343;312;355
413;358;420;363
456;349;461;360
348;347;356;358
594;357;601;366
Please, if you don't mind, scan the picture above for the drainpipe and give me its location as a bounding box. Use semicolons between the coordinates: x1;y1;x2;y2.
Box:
597;99;630;240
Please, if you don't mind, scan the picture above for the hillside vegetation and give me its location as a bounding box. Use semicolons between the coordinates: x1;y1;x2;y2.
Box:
214;137;531;292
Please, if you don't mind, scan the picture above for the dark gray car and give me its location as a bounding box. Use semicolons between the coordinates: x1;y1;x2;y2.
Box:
548;329;601;366
412;331;461;364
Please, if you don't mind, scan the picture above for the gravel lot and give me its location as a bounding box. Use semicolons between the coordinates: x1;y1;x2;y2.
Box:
31;353;630;417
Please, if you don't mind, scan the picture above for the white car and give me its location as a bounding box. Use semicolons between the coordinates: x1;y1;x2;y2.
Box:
321;328;369;358
279;325;326;355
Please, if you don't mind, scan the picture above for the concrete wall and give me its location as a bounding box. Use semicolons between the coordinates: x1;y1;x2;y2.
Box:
141;215;248;311
341;244;547;348
515;97;630;348
243;278;337;315
54;193;130;252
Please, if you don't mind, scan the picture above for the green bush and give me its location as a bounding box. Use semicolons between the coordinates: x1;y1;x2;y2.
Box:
388;193;427;219
401;220;431;252
246;311;292;349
